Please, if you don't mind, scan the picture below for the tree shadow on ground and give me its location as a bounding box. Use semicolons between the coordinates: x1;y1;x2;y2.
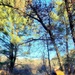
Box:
13;64;33;75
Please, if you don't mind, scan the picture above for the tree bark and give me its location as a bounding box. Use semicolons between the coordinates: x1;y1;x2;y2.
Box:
46;35;51;74
9;43;17;73
9;43;14;73
64;0;75;45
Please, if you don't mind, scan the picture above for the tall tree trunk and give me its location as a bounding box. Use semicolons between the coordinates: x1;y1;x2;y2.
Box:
9;43;14;73
64;0;75;45
65;25;70;74
64;0;75;73
48;31;63;71
9;43;16;73
42;48;50;75
66;24;69;62
46;35;51;74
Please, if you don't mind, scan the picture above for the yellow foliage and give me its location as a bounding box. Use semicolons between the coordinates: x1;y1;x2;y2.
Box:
54;0;69;24
3;28;7;32
15;0;26;12
0;19;7;26
9;33;22;44
55;0;64;5
6;7;11;14
0;0;32;45
64;10;68;21
55;6;60;12
64;10;68;17
55;0;65;13
56;70;64;75
23;18;28;25
50;12;59;21
68;3;73;11
10;0;14;6
21;26;24;30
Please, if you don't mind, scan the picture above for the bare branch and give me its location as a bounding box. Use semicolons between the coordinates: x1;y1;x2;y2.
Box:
18;38;51;46
29;4;48;31
0;38;9;45
26;14;40;21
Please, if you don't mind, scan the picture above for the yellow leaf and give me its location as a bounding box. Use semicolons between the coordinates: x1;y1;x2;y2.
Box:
55;0;63;5
50;12;59;21
64;10;68;20
9;33;22;44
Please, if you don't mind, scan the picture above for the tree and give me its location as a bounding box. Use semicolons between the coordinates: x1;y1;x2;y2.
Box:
0;0;32;73
64;0;75;45
10;0;74;72
49;0;74;71
1;0;74;73
46;35;51;73
25;0;64;71
3;0;62;72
